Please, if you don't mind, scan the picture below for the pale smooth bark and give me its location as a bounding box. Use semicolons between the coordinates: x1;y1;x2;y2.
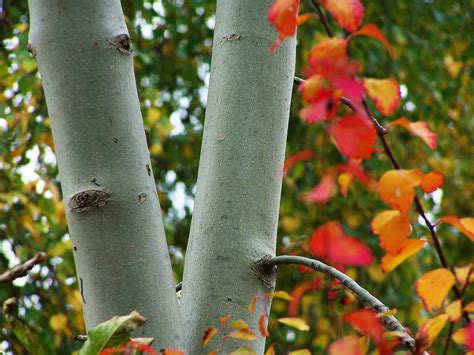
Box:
181;0;296;353
28;0;182;346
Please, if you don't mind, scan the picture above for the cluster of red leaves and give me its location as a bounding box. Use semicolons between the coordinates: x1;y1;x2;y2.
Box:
269;0;474;353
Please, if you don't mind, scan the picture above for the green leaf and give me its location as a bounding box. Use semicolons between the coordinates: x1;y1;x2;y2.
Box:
79;310;147;355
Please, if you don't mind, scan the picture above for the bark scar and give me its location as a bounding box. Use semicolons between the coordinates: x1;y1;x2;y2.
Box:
69;189;111;213
108;34;133;54
222;33;241;41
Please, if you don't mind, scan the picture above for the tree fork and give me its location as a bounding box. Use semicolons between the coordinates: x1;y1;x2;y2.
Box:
28;0;182;346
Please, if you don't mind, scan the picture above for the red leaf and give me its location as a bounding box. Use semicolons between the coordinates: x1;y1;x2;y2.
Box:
288;282;312;317
283;150;313;174
328;115;377;159
268;0;299;52
309;221;373;266
390;117;437;149
343;309;384;343
320;0;364;32
350;23;393;57
328;335;363;355
364;78;400;116
300;173;336;204
259;314;270;337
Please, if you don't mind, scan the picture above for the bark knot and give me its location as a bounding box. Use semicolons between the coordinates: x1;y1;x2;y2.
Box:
251;255;277;289
108;34;133;54
69;189;111;213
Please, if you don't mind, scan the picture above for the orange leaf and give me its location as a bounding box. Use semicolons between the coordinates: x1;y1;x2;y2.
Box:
390;117;437;149
308;37;351;78
309;221;373;266
416;314;449;351
284;150;313;174
377;169;423;213
440;216;474;241
371;210;412;254
350;23;393;57
420;171;443;193
202;327;218;346
343;309;384;343
161;348;185;355
297;13;313;26
364;78;400;116
445;300;462;322
380;239;426;273
464;301;474;312
220;314;231;324
288;282;312;317
259;314;270;337
416;268;456;311
300;173;336;204
268;0;299;52
328;335;363;355
328;115;377;159
248;297;258;314
320;0;364;32
277;317;310;331
228;328;257;341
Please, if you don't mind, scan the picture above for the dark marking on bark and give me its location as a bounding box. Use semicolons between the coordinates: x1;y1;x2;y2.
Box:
112;137;118;143
108;34;133;54
73;246;77;251
26;42;37;57
227;297;232;301
138;193;147;203
92;40;98;48
223;33;241;41
69;189;110;213
80;278;86;304
146;164;151;176
90;178;101;186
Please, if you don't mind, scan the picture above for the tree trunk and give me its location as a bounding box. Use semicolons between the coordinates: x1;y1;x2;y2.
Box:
181;0;296;353
28;0;182;346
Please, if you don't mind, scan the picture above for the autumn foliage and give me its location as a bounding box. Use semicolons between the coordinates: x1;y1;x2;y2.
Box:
268;0;472;353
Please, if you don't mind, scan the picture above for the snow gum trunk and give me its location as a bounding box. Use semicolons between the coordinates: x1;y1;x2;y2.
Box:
181;0;296;353
28;0;182;346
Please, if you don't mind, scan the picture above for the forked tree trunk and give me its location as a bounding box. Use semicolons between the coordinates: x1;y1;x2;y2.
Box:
28;0;182;347
181;0;296;353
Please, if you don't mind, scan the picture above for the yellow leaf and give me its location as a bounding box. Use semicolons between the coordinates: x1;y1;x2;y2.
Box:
445;300;462;322
416;314;449;348
464;301;474;312
371;209;412;254
363;78;400;116
288;350;311;355
381;239;425;272
416;269;456;311
50;313;68;332
277;317;310;331
266;290;292;301
229;319;250;330
227;328;257;341
229;346;257;355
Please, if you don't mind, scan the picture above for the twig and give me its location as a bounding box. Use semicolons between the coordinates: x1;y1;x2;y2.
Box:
308;0;333;38
442;322;454;355
0;252;47;283
255;255;422;353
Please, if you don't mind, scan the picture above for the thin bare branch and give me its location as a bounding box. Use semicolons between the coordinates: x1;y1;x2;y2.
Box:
0;252;47;283
256;255;424;353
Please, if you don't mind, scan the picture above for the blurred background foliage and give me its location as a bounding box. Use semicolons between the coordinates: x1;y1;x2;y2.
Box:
0;0;472;353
